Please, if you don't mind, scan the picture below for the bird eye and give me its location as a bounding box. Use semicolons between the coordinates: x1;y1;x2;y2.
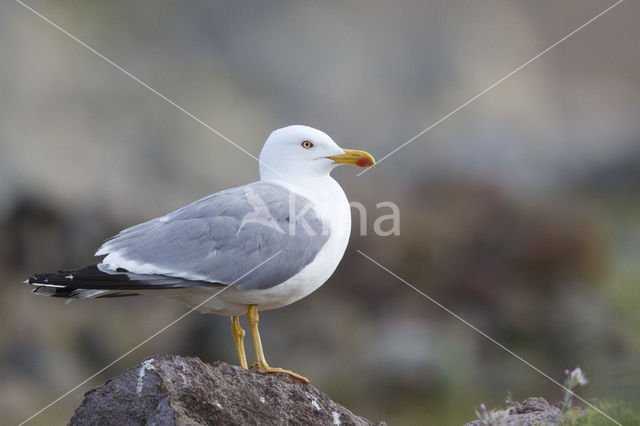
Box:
301;140;314;149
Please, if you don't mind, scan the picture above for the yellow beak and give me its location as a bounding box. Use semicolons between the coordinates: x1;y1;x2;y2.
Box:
327;149;375;168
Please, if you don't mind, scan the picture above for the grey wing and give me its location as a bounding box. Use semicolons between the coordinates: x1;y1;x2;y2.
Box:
96;181;330;290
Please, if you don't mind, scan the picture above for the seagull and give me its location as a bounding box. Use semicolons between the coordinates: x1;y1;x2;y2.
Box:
26;125;375;383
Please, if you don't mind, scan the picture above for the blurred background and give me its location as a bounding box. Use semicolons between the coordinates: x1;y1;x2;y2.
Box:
1;0;639;424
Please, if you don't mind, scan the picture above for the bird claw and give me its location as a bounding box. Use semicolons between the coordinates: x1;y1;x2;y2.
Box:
252;363;308;383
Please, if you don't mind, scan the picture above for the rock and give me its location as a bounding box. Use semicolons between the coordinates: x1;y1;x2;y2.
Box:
509;397;555;414
464;397;561;426
69;355;384;426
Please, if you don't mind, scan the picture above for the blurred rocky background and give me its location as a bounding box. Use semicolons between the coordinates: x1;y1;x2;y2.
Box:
1;1;639;424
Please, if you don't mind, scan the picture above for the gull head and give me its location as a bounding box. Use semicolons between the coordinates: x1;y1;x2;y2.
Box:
259;125;375;180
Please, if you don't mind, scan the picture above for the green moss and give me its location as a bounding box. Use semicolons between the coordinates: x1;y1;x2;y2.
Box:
562;400;640;426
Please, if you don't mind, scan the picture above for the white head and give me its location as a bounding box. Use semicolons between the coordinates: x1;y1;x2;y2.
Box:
259;125;374;180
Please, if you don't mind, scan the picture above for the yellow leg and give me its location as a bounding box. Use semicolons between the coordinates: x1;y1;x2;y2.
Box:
231;315;248;369
246;304;308;383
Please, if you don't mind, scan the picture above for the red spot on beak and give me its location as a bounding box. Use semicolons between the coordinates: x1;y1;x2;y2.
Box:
356;158;372;167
